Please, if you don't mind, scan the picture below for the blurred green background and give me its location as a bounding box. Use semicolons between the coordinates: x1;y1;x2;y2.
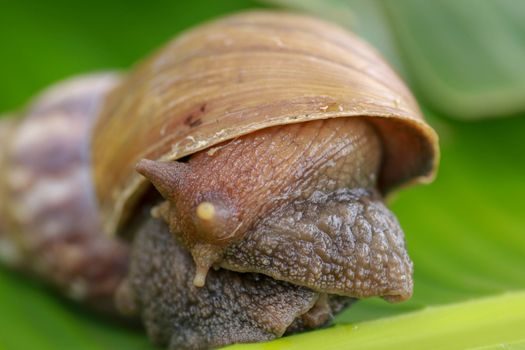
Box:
1;1;524;349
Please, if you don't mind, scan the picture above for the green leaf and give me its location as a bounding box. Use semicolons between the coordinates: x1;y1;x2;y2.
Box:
265;0;525;119
225;112;525;349
0;0;269;112
1;1;525;349
229;292;525;350
2;104;525;350
0;267;153;350
263;0;408;76
383;0;525;119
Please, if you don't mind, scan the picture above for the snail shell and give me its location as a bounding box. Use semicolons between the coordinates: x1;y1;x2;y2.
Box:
0;10;439;350
91;11;438;235
0;74;129;308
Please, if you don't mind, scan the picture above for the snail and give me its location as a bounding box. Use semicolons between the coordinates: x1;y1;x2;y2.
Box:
0;11;439;350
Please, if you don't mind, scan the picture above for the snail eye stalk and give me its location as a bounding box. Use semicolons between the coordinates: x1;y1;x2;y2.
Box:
135;159;188;202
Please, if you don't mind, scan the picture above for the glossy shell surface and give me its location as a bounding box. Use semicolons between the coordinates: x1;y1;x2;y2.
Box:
91;11;439;234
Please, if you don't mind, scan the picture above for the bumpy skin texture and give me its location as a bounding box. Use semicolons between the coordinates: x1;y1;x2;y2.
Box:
2;94;414;348
223;188;413;301
0;13;437;350
126;216;354;350
137;118;383;283
125;118;413;348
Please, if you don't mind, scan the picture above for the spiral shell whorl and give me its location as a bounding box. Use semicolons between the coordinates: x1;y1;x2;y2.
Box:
91;11;438;235
0;74;130;309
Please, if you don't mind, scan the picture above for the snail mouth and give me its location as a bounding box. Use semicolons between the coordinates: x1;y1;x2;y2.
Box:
221;188;414;302
285;293;355;334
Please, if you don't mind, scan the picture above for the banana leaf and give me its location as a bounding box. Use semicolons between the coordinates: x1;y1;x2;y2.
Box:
1;1;524;349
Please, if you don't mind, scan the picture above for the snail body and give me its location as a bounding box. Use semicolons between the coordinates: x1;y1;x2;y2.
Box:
0;11;438;350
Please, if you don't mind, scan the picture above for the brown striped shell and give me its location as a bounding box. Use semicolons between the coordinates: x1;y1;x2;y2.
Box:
91;11;439;235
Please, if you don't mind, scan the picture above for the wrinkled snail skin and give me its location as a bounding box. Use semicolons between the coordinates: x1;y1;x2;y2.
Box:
0;11;439;350
122;118;412;349
122;213;355;350
135;119;382;276
135;118;413;300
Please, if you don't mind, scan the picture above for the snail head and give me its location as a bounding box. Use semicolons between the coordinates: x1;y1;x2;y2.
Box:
136;159;242;287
